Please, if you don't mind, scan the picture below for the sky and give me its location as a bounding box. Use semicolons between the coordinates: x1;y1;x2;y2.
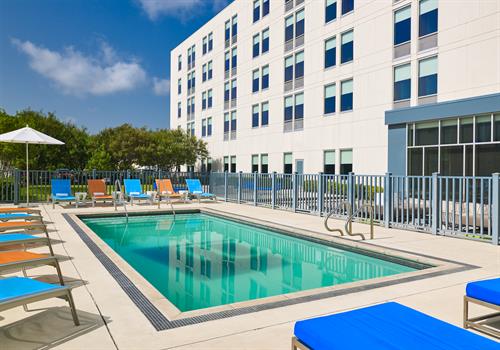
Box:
0;0;230;133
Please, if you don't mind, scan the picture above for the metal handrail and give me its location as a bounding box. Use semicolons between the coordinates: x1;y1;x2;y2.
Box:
113;180;128;223
324;201;374;240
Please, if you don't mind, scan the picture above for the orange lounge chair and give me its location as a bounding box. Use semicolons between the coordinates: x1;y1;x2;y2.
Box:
155;179;186;208
0;221;46;233
87;179;115;207
0;208;41;214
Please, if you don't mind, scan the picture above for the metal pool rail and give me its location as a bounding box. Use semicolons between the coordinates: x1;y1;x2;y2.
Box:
210;172;500;245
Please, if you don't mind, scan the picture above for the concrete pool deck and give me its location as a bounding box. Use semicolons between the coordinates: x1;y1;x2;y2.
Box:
1;201;499;349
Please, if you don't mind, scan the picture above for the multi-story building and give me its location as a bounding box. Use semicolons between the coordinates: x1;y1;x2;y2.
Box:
170;0;500;176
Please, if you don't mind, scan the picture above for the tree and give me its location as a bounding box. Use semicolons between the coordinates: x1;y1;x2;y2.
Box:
0;109;90;170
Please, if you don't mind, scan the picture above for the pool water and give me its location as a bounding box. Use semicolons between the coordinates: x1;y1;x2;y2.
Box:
82;213;417;312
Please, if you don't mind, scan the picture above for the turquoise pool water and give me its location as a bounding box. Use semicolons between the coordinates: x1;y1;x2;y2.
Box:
82;213;417;312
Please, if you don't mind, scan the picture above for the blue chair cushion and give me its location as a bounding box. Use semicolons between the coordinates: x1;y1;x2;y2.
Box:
130;194;150;199
294;302;499;350
466;277;500;306
0;277;63;303
0;213;33;219
0;233;38;243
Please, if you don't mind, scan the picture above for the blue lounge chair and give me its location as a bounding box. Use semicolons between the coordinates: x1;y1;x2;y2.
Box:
0;213;35;221
186;179;216;203
293;302;498;350
123;179;153;205
50;179;77;208
0;276;79;326
465;277;500;338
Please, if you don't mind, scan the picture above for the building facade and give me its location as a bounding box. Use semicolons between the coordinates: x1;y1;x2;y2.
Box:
170;0;500;176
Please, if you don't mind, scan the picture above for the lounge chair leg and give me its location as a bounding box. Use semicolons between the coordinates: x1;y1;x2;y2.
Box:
22;268;30;312
66;291;80;326
463;296;469;328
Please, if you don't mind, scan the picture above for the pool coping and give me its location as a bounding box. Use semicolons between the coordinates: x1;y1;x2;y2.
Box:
63;208;478;331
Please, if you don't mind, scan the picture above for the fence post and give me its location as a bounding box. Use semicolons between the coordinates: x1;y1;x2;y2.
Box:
384;172;392;228
237;171;242;204
492;173;500;245
224;171;228;202
348;172;355;210
292;172;297;212
92;169;96;179
126;170;130;179
253;172;258;206
317;172;324;216
431;172;440;235
13;168;19;205
271;172;276;209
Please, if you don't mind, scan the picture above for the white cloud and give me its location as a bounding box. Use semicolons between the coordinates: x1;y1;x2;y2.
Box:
153;77;170;96
137;0;229;21
12;38;147;96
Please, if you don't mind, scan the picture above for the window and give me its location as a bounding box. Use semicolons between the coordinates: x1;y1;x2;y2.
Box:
225;20;230;42
261;102;269;126
394;64;411;101
177;102;181;118
262;28;269;53
178;78;182;94
202;118;207;137
252;154;259;173
296;9;304;38
231;48;237;69
261;154;269;173
207;117;212;136
207;61;212;80
341;79;353;111
418;56;437;97
202;91;207;110
324;150;335;174
415;121;438;145
224;82;230;102
460;117;473;143
187;121;195;136
253;34;260;58
207;89;213;108
262;65;269;89
284;56;293;83
494;114;500;141
224;156;229;172
232;15;238;38
295;93;304;120
440;119;457;144
188;45;195;68
419;0;438;37
394;6;411;45
284;96;293;122
295;51;304;79
285;15;294;43
263;0;269;17
341;30;353;64
231;79;237;100
342;0;354;15
202;64;207;82
340;150;352;174
178;54;182;71
253;70;260;92
252;104;260;127
208;33;213;52
224;112;230;134
325;37;336;69
187;47;192;67
231;111;237;133
284;153;293;173
325;0;337;23
324;84;336;114
476;115;491;143
230;156;237;173
202;36;207;55
253;0;260;23
225;51;230;73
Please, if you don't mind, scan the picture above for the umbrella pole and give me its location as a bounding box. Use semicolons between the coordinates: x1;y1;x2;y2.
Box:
26;142;29;207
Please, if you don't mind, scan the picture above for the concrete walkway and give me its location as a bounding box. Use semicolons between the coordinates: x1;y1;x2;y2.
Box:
0;201;498;349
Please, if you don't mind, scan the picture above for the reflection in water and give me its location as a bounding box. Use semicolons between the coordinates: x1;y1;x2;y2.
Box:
83;214;416;312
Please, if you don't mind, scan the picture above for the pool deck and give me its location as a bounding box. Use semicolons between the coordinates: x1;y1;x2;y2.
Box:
1;201;499;349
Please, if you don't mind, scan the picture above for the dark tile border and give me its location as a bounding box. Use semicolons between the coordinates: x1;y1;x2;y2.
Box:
63;212;478;331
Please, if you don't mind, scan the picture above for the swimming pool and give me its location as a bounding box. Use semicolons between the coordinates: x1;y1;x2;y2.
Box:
82;213;420;312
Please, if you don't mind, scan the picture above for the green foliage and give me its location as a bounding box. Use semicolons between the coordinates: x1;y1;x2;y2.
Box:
0;109;90;170
0;109;209;171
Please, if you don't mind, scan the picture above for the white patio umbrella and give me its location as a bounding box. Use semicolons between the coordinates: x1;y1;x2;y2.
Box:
0;125;64;206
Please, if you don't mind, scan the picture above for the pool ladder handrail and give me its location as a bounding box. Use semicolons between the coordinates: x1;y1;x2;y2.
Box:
113;179;129;223
324;201;374;240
